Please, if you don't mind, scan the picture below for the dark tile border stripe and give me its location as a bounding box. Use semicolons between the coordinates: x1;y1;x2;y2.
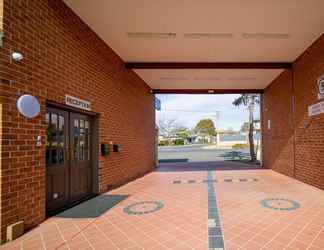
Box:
172;178;258;184
207;171;225;250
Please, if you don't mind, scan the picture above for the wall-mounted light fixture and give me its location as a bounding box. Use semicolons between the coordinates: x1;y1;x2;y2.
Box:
16;94;40;118
11;52;24;62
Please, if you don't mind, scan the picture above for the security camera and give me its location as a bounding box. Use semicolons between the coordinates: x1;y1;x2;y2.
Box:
11;52;24;61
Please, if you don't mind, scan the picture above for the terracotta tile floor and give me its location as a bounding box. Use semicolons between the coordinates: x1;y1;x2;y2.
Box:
2;168;324;250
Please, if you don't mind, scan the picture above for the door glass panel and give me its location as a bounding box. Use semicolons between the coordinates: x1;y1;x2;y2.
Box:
51;114;58;129
58;148;64;164
50;113;58;146
74;119;79;128
85;133;89;160
51;149;58;164
80;119;84;128
73;118;91;162
46;149;50;164
59;115;64;130
74;139;79;161
46;111;66;166
80;129;84;161
74;119;80;161
58;116;65;147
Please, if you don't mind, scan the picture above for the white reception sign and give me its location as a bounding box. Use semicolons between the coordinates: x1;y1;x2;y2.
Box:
65;95;91;111
308;101;324;116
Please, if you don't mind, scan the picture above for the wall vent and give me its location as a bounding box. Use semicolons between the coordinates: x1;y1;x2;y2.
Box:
160;77;188;81
194;77;222;81
227;77;256;81
184;33;233;39
127;32;176;38
242;33;290;39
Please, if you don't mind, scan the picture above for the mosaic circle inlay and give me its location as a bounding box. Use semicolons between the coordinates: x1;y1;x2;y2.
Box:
123;201;164;215
261;198;300;211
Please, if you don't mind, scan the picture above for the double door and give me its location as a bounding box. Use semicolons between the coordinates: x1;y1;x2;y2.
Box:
46;107;93;213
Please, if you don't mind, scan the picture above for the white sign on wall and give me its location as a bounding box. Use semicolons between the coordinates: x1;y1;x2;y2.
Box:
65;95;91;111
308;101;324;116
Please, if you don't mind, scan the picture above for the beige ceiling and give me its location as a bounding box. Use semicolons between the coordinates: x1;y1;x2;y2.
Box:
64;0;324;90
135;69;283;90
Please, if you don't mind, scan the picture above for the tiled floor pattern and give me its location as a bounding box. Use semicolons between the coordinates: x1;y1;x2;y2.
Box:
172;178;258;185
214;170;324;250
260;198;300;211
2;168;324;250
2;171;208;250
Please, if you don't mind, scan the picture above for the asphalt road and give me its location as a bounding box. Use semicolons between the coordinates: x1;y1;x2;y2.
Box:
158;144;250;162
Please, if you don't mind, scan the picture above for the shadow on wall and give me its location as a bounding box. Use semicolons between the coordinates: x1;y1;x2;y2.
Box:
56;194;129;218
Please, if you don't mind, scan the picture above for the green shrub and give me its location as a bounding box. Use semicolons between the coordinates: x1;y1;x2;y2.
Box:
174;139;184;145
232;143;248;149
158;140;170;146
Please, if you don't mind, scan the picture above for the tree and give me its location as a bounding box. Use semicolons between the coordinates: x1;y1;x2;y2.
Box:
240;122;250;133
157;118;183;138
176;128;190;139
227;127;234;132
233;94;260;162
194;119;216;136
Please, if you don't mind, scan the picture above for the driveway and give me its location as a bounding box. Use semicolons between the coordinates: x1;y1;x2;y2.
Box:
3;165;324;250
158;144;250;162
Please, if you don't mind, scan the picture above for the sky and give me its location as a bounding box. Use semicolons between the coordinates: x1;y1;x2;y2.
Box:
155;94;260;131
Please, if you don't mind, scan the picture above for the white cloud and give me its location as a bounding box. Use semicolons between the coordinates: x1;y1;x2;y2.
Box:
155;94;260;131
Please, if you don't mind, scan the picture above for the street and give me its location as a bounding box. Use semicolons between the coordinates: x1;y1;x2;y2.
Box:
158;144;250;162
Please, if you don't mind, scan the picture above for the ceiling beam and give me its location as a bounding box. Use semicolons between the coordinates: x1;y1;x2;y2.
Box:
125;62;292;69
152;89;264;94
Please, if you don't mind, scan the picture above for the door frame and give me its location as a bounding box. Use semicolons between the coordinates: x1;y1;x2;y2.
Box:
46;100;100;213
45;107;70;212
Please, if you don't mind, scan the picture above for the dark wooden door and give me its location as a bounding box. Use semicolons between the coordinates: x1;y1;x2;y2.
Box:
46;107;69;212
69;112;92;203
46;107;93;214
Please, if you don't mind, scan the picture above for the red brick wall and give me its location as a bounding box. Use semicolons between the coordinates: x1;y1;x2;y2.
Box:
0;0;155;241
0;0;3;30
263;34;324;190
293;35;324;189
262;70;295;177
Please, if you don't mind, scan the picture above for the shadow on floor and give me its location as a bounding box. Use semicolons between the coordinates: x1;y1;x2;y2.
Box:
156;160;263;172
56;194;129;218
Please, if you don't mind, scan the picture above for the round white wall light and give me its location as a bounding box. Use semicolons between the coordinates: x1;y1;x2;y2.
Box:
17;95;40;118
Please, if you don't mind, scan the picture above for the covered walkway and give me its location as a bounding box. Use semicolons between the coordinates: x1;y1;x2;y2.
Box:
3;165;324;250
1;0;324;248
